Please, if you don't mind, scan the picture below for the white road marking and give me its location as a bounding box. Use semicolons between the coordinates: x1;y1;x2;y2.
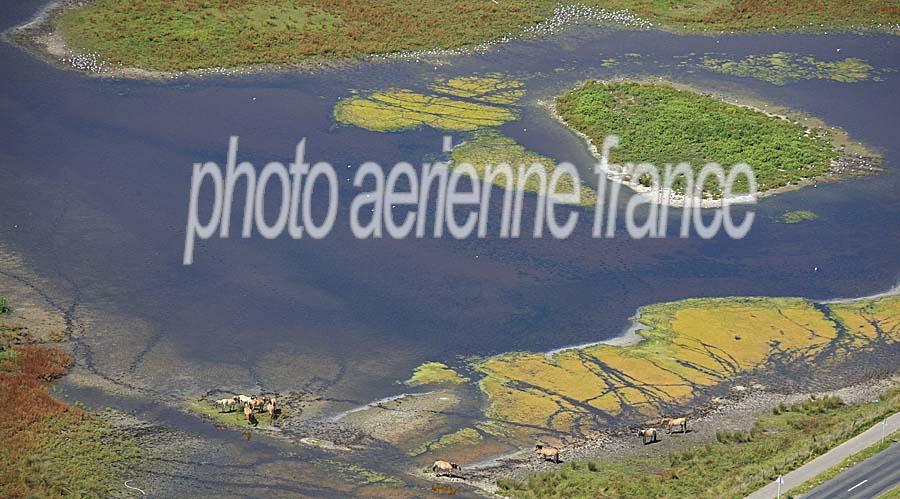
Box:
847;479;868;492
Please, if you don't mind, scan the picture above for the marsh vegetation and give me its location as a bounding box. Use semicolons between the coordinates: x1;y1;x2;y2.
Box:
556;81;838;195
0;297;140;497
53;1;900;72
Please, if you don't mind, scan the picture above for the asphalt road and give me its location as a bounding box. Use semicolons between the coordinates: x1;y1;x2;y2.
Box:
748;413;900;499
805;442;900;499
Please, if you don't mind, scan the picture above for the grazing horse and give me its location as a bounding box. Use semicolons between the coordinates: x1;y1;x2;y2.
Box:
243;404;256;424
637;428;658;445
236;395;253;405
535;444;560;463
662;417;687;434
265;401;276;419
432;460;462;477
216;398;236;412
249;397;265;412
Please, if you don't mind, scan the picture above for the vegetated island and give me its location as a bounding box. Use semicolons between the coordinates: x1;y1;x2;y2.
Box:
10;0;899;76
552;80;880;206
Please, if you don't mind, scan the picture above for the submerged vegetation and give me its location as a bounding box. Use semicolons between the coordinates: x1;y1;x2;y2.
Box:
53;0;900;71
450;131;598;207
779;209;819;224
334;75;523;132
700;52;878;85
556;81;837;194
0;327;140;497
497;385;900;498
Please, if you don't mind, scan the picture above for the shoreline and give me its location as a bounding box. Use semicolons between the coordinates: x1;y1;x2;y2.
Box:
8;1;898;80
2;236;898;495
542;78;883;209
5;1;652;80
454;375;899;496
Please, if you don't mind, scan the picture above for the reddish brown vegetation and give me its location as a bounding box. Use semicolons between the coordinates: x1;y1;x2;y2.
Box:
0;346;84;497
6;344;73;380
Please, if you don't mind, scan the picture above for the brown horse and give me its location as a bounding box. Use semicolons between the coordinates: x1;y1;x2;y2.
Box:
535;444;560;463
432;460;462;477
662;417;687;434
243;403;257;425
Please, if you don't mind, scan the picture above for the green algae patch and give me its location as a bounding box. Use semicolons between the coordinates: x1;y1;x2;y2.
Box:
556;81;838;195
700;52;878;85
473;295;900;431
334;75;525;132
334;90;515;132
431;75;526;105
408;427;484;456
778;209;818;224
451;131;598;208
406;361;469;386
319;460;405;487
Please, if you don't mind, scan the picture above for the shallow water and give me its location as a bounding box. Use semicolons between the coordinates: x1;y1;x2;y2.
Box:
2;2;899;493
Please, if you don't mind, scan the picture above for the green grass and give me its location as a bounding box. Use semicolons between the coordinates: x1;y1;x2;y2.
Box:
556;81;837;195
497;386;900;498
186;399;281;428
54;1;900;72
787;429;900;497
0;295;10;314
883;484;900;499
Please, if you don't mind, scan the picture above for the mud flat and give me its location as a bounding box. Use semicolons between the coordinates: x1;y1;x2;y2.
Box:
460;375;900;496
398;291;899;494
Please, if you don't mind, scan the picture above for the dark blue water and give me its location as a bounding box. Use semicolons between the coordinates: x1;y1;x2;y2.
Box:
2;3;899;409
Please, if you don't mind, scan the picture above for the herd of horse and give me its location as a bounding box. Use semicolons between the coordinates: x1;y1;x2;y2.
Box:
213;394;278;424
431;416;689;478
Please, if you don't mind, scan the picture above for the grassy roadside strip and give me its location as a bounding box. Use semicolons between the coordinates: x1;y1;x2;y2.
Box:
882;485;900;499
786;428;900;497
496;386;900;498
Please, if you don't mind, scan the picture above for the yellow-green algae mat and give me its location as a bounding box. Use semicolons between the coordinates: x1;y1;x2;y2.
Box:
335;74;597;208
406;295;899;456
451;131;598;208
334;75;525;132
699;52;881;85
